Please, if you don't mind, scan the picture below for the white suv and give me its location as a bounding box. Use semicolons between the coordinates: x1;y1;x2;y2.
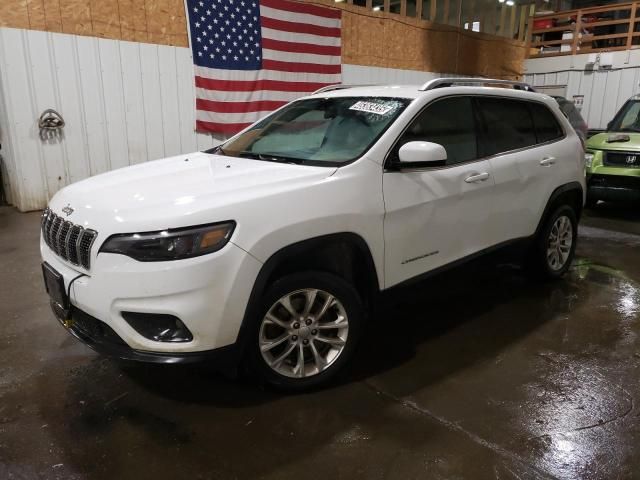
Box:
41;78;585;390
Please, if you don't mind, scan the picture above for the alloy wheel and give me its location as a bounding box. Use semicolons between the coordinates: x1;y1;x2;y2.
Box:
546;215;573;271
259;288;349;378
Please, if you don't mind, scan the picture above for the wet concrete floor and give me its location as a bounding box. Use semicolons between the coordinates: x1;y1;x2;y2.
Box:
1;205;639;479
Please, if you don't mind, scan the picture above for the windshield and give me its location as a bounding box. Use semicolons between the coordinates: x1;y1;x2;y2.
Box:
213;96;410;165
609;100;640;132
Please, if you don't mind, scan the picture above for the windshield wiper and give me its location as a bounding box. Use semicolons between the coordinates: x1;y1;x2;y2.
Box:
237;151;304;164
616;128;640;133
204;144;227;155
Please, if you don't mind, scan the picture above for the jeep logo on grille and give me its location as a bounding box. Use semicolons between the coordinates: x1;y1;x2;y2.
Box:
626;155;637;164
61;204;74;217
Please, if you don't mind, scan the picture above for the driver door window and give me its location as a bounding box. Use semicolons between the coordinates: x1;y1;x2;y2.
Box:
393;96;478;166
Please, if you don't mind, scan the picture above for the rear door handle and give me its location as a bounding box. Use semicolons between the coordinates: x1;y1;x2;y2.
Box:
464;172;490;183
540;156;556;167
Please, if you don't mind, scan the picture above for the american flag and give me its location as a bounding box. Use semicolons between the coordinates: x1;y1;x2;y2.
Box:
186;0;342;135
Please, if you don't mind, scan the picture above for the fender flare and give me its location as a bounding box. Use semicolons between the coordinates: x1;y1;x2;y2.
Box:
234;232;379;353
535;181;584;237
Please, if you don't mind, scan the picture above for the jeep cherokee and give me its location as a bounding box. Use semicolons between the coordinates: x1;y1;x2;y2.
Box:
41;78;586;390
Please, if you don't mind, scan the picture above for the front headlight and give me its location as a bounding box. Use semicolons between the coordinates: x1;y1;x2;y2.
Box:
99;221;236;261
584;152;594;168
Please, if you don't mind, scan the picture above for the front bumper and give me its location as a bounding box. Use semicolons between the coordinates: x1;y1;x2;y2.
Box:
587;173;640;202
59;306;238;364
41;236;262;356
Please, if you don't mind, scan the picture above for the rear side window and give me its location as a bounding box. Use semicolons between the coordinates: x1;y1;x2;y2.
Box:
393;96;477;165
530;103;564;143
477;98;537;156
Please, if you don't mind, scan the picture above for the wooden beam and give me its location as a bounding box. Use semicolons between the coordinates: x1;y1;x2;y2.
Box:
466;0;476;28
584;18;633;28
509;3;516;38
478;0;488;34
442;0;449;24
531;25;576;35
400;0;407;16
430;0;437;21
531;38;576;48
499;4;507;36
571;11;582;55
628;2;637;49
518;5;527;41
416;0;423;20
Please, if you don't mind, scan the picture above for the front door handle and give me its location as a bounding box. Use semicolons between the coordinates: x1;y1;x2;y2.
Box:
540;156;556;167
464;172;490;183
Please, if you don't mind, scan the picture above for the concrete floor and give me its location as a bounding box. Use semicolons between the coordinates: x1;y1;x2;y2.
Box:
1;205;639;480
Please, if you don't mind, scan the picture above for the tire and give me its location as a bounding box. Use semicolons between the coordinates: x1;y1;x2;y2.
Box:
528;204;578;280
248;271;364;391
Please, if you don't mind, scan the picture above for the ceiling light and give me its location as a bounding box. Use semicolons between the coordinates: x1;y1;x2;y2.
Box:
373;5;382;10
506;0;514;5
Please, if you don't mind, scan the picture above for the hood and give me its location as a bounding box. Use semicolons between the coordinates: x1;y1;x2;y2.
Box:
587;132;640;151
48;152;337;232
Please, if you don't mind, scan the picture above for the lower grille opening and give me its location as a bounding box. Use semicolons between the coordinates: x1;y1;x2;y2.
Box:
72;308;128;347
122;312;193;343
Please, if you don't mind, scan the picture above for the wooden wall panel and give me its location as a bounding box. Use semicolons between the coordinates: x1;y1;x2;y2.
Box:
0;0;526;76
336;1;525;77
0;0;190;46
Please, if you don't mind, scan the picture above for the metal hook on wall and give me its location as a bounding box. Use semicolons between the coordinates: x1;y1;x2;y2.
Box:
38;109;65;142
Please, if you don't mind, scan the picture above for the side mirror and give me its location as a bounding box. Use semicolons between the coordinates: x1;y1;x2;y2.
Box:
398;141;447;167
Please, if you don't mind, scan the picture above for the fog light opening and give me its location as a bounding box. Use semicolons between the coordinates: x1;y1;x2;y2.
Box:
122;312;193;343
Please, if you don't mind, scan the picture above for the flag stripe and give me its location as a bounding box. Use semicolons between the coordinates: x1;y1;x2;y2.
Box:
196;87;316;104
261;27;341;47
263;48;341;66
262;59;341;74
261;37;340;57
261;17;341;38
196;76;332;92
197;120;253;134
260;0;342;19
197;109;273;125
195;66;341;85
259;5;341;28
196;98;288;113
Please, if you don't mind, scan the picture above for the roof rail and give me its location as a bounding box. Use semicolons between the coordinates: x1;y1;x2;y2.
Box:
312;84;371;95
419;77;536;92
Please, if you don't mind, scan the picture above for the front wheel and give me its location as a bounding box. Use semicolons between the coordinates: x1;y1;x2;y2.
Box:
248;271;364;391
528;205;578;280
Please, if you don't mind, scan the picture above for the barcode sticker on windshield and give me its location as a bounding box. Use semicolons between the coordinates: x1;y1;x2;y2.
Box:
349;101;395;116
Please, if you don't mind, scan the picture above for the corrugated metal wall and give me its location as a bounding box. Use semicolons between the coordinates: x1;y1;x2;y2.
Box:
0;27;220;211
524;51;640;132
0;27;452;211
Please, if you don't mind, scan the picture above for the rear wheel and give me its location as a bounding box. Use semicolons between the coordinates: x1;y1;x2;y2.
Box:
528;205;577;280
249;271;364;391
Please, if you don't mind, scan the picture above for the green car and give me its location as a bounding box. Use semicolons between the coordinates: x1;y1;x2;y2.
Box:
585;95;640;206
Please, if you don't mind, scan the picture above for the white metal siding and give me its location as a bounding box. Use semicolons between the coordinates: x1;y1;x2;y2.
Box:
0;27;222;211
524;51;640;131
0;27;452;211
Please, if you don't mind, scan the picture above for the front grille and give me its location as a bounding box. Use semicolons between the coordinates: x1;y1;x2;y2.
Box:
589;174;640;190
603;151;640;168
41;208;97;269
